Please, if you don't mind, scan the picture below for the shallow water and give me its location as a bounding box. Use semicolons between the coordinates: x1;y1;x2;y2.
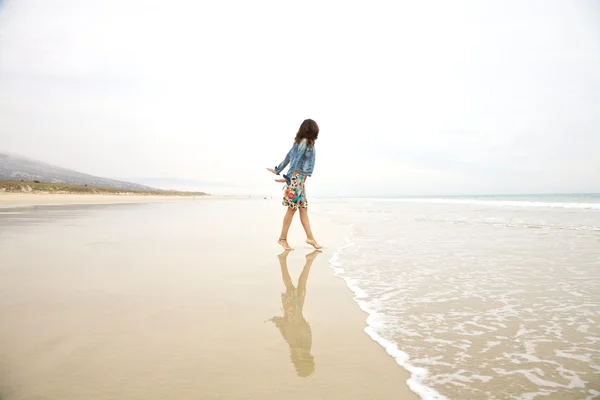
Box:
320;198;600;399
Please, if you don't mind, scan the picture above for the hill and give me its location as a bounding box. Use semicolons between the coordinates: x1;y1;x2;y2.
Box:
0;180;207;196
0;152;156;191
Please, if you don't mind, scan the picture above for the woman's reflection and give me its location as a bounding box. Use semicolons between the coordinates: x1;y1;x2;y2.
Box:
270;249;321;377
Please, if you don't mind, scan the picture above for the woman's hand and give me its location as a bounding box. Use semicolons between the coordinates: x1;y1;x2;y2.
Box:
267;168;284;182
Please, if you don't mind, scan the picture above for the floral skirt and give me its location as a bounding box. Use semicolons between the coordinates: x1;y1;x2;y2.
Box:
282;174;308;209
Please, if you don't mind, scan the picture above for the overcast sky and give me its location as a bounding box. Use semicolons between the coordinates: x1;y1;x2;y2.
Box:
0;0;598;196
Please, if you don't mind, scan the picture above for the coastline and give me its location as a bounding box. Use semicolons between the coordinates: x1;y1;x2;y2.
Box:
314;197;600;399
0;198;417;399
330;235;444;400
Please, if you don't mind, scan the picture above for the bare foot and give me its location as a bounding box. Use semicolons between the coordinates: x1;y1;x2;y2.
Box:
274;178;286;183
278;238;294;250
266;168;277;174
306;249;322;261
306;238;322;249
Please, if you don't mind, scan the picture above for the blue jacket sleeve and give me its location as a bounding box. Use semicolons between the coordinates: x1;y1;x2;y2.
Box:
274;146;292;175
283;139;307;184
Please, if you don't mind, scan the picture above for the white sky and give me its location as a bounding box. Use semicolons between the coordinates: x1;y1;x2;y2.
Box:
0;0;599;196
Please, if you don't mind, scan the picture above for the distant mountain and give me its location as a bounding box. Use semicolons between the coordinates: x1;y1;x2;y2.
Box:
0;152;156;191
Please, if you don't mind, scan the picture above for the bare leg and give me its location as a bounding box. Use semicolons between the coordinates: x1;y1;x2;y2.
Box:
299;208;322;249
278;207;296;250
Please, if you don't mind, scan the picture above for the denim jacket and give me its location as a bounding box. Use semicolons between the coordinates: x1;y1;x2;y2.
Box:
274;139;316;184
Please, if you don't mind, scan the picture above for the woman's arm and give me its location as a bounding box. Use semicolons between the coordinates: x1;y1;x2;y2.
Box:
272;146;293;175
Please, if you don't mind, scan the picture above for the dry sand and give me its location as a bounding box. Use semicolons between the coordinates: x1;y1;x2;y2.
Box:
0;198;416;399
0;193;207;207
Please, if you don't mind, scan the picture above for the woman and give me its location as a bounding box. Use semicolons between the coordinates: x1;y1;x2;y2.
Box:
267;119;321;251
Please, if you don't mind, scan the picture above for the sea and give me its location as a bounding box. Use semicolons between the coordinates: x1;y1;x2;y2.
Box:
318;194;600;400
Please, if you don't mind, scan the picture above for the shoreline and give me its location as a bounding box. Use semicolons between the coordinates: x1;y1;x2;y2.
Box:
317;199;600;399
324;219;426;399
330;237;442;399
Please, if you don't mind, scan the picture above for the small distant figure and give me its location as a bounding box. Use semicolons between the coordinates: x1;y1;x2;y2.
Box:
267;119;322;251
270;249;321;377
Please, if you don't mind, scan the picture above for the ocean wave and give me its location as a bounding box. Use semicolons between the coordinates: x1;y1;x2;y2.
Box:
326;212;600;399
329;228;447;400
346;198;600;210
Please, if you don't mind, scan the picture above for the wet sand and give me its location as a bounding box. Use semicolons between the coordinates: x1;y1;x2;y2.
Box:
0;199;416;399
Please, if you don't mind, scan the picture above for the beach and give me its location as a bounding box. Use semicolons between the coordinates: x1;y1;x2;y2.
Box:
0;197;416;399
2;194;598;399
0;193;207;207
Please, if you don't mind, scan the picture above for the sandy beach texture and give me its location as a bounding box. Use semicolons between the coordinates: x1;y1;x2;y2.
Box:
0;193;207;207
0;198;416;399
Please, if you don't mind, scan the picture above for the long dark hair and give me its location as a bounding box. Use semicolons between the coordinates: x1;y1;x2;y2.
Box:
294;119;319;146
